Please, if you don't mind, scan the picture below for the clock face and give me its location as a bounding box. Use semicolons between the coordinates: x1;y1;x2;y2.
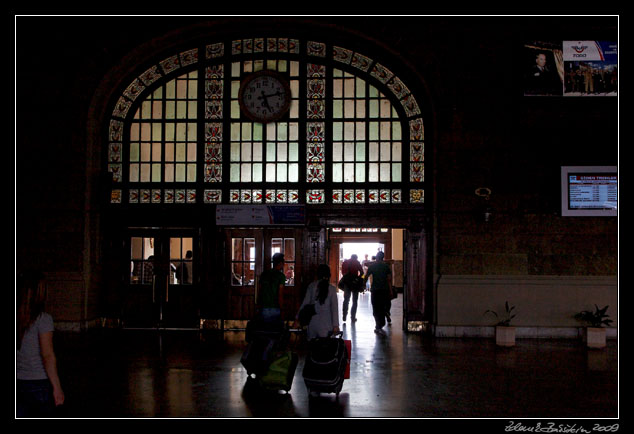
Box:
238;71;291;123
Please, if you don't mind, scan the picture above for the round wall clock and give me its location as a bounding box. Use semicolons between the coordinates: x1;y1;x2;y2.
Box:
238;70;291;123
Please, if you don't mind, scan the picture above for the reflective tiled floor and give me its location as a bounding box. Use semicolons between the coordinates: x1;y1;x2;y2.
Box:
51;293;618;419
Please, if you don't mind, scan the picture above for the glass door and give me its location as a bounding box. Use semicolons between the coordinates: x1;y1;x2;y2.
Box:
227;229;263;320
124;230;199;329
225;228;302;323
265;229;302;321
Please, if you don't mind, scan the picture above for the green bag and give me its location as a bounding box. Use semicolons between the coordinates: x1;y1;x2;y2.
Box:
258;350;298;392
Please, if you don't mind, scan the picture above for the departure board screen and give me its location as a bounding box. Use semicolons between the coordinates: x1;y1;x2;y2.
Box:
562;167;617;216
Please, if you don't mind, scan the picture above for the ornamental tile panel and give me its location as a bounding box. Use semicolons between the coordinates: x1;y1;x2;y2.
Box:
307;63;326;77
112;97;133;119
307;189;325;204
159;55;181;75
267;38;278;52
123;79;146;102
204;163;222;182
108;143;122;162
179;49;198;66
205;80;223;100
231;40;242;55
109;120;124;142
409;118;424;141
410;189;424;203
333;46;353;64
205;64;224;79
307;100;325;119
387;76;410;99
410;163;424;182
351;53;372;72
307;79;326;99
410;142;424;162
206;42;224;59
288;39;300;54
307;163;325;182
205;100;223;119
401;94;421;117
204;189;222;203
139;65;162;86
140;189;151;203
370;63;394;84
108;164;122;182
206;123;223;141
110;189;122;204
307;41;326;57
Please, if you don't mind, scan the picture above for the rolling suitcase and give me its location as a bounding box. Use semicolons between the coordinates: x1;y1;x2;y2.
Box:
241;318;290;378
302;332;348;396
240;335;277;377
258;350;299;393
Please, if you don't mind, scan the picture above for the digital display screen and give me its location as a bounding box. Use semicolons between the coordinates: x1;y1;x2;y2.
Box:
561;167;617;216
568;173;617;210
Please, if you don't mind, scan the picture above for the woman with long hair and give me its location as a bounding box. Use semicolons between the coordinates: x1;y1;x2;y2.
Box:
296;264;340;340
16;270;64;417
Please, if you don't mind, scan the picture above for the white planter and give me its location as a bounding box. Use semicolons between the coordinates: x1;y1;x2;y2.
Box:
584;327;607;349
495;326;516;347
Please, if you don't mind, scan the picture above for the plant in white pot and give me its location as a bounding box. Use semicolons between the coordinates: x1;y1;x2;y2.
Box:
574;305;612;349
485;301;516;347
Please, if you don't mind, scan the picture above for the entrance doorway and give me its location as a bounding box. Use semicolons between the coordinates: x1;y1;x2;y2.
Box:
327;228;405;311
225;228;303;323
123;229;199;329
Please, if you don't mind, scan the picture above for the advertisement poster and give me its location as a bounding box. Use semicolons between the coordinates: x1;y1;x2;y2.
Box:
563;41;618;96
524;41;617;97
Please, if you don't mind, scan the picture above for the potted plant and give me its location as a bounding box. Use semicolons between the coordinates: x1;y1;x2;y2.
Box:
485;301;516;347
574;305;612;349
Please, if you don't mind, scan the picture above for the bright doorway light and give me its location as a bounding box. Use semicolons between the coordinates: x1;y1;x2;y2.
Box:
340;242;384;262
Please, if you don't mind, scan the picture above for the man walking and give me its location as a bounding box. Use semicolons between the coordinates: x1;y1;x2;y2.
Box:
364;251;392;334
257;253;286;322
341;254;363;322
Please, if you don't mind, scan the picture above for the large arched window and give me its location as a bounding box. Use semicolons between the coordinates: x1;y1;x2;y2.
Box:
107;38;425;205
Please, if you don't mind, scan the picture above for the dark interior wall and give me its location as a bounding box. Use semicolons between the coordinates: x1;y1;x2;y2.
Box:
15;16;618;319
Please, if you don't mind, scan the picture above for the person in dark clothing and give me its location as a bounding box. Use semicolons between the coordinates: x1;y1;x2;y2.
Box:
341;254;364;322
364;251;392;334
257;252;286;321
525;52;562;96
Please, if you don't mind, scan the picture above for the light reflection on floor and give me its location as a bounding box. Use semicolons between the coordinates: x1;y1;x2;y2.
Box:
54;292;618;418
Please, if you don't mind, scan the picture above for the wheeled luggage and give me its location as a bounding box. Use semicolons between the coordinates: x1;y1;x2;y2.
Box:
258;350;299;393
240;335;277;377
241;318;289;377
302;332;348;396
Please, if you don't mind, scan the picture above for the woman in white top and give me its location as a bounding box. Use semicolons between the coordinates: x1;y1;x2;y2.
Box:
296;264;340;340
16;271;64;417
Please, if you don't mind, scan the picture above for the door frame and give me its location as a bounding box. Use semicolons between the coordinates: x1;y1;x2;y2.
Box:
223;227;303;326
122;228;200;330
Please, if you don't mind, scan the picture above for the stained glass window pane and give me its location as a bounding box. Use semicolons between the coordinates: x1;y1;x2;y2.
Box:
116;41;422;205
